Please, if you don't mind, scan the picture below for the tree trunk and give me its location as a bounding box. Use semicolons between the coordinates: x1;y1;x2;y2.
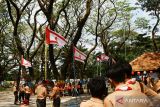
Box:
61;0;92;80
152;10;159;51
0;65;4;83
49;45;59;80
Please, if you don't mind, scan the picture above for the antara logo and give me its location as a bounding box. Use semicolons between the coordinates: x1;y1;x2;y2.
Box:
116;97;124;104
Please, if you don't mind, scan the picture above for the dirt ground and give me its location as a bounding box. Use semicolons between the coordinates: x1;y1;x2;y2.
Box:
0;91;90;107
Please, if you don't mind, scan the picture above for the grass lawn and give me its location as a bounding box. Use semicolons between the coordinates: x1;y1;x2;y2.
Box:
0;86;6;91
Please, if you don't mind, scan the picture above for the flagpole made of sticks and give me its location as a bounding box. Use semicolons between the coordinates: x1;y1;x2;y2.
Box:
97;61;100;76
100;61;101;76
97;62;99;76
45;40;48;80
72;45;76;83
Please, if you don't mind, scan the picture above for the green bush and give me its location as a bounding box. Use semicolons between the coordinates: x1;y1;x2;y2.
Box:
0;86;6;91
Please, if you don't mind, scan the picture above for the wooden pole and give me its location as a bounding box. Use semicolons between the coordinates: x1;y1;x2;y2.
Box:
45;43;48;80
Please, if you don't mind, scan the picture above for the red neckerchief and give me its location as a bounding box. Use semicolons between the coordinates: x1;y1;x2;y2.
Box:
126;78;136;85
115;85;132;91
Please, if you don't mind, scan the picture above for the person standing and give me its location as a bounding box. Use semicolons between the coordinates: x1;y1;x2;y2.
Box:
13;81;19;105
24;83;31;104
72;82;79;97
19;83;25;104
77;80;83;94
35;80;47;107
80;77;106;107
104;62;152;107
67;83;72;96
154;75;160;94
49;82;61;107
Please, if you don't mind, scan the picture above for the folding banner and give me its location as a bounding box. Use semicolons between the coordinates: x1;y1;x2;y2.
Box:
96;54;109;62
21;57;32;67
100;54;109;61
45;27;67;48
73;46;87;63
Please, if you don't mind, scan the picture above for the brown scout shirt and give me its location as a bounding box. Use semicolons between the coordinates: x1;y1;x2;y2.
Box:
126;79;157;97
104;84;153;107
13;85;17;92
13;82;17;92
154;80;160;92
80;97;104;107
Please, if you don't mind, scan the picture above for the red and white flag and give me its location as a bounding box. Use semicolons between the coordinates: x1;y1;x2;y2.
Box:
96;54;109;62
21;57;32;67
100;54;109;61
73;46;87;63
45;27;67;48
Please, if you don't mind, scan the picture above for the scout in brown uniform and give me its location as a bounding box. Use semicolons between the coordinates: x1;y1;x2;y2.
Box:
154;75;160;94
35;80;47;107
104;62;152;107
13;81;18;105
123;62;157;97
19;83;25;103
80;76;106;107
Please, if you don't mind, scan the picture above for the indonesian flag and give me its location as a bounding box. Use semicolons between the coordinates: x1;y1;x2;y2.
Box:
45;27;67;48
96;54;109;62
21;57;32;67
73;46;87;63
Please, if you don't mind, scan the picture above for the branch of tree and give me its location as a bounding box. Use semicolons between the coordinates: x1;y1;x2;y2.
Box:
5;0;15;26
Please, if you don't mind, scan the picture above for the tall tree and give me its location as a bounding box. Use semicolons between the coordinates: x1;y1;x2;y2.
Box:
38;0;70;79
5;0;32;89
61;0;92;79
81;0;117;77
138;0;160;51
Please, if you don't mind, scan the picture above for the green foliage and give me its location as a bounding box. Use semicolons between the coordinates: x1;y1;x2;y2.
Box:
0;87;6;91
111;29;138;39
138;0;160;11
109;29;157;62
134;17;149;29
116;1;138;20
1;0;159;80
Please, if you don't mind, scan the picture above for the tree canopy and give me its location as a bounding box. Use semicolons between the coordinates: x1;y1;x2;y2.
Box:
0;0;159;82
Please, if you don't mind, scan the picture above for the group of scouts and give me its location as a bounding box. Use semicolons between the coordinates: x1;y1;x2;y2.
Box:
13;81;32;106
13;80;61;107
13;61;160;107
35;80;61;107
13;79;84;107
80;61;160;107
